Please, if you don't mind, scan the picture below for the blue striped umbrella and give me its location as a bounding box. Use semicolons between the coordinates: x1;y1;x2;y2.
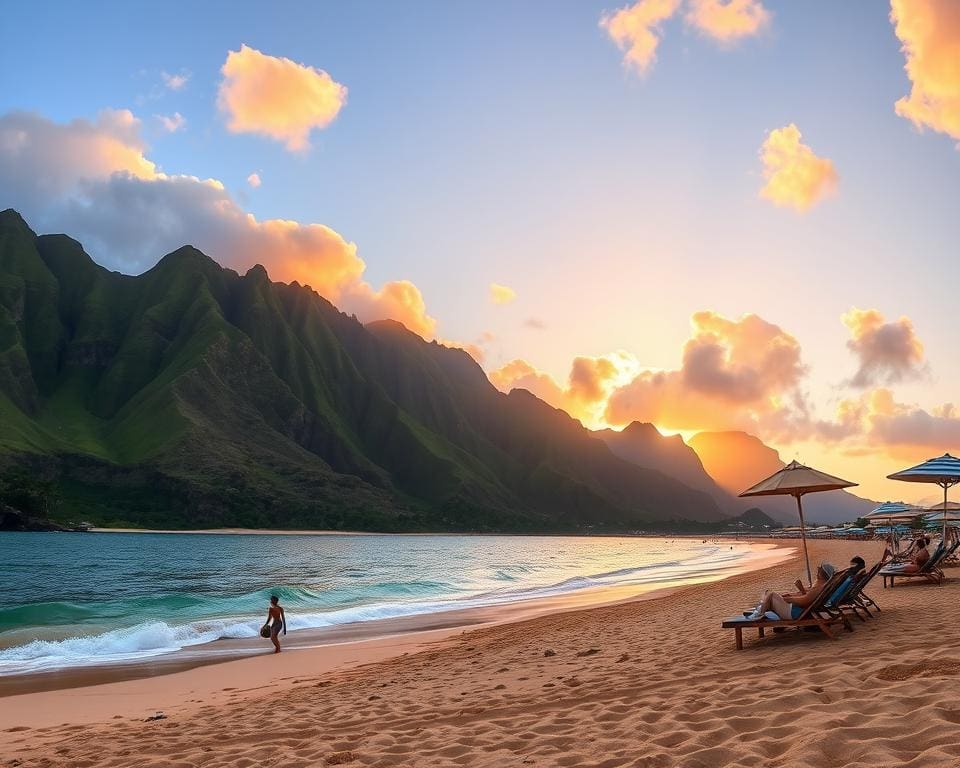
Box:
888;454;960;541
864;501;921;553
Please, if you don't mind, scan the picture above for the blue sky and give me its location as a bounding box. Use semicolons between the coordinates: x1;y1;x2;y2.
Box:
2;1;959;499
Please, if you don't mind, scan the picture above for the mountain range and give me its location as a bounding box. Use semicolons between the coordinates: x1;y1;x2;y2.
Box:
0;210;874;531
0;209;731;532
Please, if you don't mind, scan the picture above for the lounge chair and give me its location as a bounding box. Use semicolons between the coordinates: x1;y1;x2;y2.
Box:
722;571;853;650
880;539;960;587
830;562;882;621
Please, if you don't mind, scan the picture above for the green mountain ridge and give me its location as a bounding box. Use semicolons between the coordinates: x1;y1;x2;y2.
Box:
0;209;727;532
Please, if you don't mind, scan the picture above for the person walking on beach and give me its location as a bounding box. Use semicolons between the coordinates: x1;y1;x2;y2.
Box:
264;595;286;654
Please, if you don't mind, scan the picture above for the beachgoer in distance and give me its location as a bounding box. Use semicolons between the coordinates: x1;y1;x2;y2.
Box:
884;536;930;573
264;595;286;654
745;562;836;621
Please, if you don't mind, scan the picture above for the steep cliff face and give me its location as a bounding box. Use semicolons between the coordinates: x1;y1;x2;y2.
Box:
0;209;726;531
595;423;739;514
688;431;876;525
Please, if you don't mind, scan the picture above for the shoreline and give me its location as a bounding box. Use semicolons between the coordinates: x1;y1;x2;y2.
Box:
84;527;764;537
9;538;947;767
0;541;793;699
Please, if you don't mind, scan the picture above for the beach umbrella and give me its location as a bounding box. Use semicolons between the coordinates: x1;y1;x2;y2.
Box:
740;460;858;586
888;454;960;542
864;502;921;553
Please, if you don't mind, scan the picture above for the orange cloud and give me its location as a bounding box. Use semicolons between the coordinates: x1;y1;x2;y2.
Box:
828;388;960;457
606;311;807;432
600;0;681;75
842;307;926;388
759;124;838;211
343;280;437;338
247;172;261;188
0;109;437;340
489;283;517;305
685;0;769;42
891;0;960;144
490;352;640;428
218;45;347;151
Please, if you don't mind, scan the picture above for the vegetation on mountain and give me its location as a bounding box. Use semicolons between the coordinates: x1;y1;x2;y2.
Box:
0;209;727;532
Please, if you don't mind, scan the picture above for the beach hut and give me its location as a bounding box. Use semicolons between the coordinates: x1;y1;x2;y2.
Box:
740;460;858;586
888;454;960;542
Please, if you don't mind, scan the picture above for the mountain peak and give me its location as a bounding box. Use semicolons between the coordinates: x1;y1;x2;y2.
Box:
146;245;222;278
244;264;270;282
621;421;661;440
0;208;36;237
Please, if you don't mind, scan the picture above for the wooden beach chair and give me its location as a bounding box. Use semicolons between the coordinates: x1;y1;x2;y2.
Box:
880;539;960;588
722;571;852;650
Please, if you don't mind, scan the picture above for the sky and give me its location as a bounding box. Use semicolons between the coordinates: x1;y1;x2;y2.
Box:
1;0;959;504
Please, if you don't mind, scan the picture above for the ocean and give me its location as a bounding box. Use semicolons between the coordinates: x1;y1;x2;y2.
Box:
0;532;788;675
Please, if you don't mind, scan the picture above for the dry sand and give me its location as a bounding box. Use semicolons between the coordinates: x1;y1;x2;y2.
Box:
4;538;960;767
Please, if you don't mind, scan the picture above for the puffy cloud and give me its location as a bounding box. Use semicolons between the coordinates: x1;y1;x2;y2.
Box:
343;280;436;338
218;44;347;151
605;311;807;432
0;109;436;338
0;110;156;209
600;0;681;75
156;112;186;133
685;0;770;42
758;124;838;212
842;307;926;388
489;282;517;305
490;351;640;428
601;0;768;74
161;70;190;91
890;0;960;143
828;388;960;455
247;172;262;188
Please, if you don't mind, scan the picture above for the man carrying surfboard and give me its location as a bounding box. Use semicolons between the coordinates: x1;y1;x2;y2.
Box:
262;595;286;653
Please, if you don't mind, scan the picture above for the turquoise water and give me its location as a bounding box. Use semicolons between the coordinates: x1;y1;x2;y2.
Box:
0;532;781;674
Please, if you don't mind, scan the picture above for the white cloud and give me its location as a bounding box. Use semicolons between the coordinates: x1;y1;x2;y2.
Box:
0;109;436;338
156;112;186;133
161;70;191;91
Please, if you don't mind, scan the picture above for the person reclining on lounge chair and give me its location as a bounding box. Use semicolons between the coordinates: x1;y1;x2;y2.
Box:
744;563;836;621
881;534;926;564
882;536;930;573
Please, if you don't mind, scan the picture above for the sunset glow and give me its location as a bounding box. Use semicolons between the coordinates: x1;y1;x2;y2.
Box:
2;1;958;503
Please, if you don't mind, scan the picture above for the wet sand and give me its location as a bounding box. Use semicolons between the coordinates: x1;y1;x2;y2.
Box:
5;538;959;767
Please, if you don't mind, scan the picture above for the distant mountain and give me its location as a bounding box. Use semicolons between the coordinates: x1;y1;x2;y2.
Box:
0;209;725;531
733;507;782;529
688;431;876;525
595;422;739;515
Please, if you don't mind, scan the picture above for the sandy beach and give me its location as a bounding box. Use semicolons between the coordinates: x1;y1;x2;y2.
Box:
4;537;960;767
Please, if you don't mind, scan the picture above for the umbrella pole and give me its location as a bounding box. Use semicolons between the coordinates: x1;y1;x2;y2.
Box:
796;493;813;586
944;482;949;544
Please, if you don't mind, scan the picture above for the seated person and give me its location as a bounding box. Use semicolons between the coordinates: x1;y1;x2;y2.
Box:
883;536;930;573
824;557;866;606
882;534;919;563
745;563;836;620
